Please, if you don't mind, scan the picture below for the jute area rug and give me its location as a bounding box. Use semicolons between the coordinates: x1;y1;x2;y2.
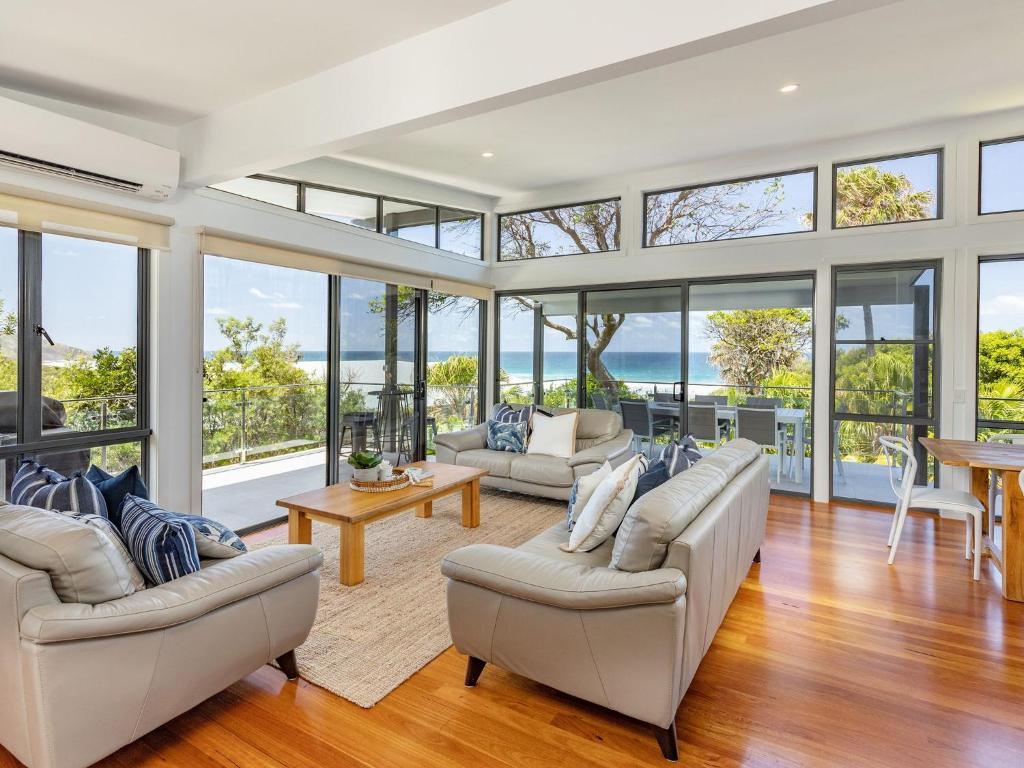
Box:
258;488;564;708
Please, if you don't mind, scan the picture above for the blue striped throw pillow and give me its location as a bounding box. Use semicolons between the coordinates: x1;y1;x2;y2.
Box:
11;461;65;506
12;461;109;518
120;495;201;586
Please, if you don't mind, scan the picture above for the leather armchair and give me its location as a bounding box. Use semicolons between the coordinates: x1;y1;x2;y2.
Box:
0;544;323;768
443;443;769;761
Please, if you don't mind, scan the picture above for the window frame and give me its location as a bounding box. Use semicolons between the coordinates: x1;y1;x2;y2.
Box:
828;260;942;504
496;197;622;262
831;148;944;230
975;253;1024;436
0;228;151;481
641;167;818;249
214;175;485;260
978;135;1024;217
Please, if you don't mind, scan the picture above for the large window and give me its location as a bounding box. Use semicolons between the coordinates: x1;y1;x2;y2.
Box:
497;293;579;405
213;176;483;259
427;292;485;449
0;230;150;499
498;199;620;261
643;169;816;247
688;276;814;495
202;256;327;532
832;150;941;228
980;136;1024;215
977;256;1024;437
831;264;939;504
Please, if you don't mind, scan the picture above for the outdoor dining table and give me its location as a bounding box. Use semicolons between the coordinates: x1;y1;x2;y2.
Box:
919;436;1024;602
647;402;808;484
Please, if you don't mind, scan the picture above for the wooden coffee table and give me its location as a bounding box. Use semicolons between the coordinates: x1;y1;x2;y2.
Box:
276;461;488;586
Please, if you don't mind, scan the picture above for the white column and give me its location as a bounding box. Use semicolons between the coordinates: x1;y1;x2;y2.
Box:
812;263;833;503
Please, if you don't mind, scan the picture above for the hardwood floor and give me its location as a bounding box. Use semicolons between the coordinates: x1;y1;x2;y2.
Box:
4;496;1023;768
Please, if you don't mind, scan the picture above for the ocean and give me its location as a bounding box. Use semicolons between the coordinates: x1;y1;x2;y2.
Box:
205;350;723;386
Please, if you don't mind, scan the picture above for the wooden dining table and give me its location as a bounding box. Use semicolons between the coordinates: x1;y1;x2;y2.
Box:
919;437;1024;601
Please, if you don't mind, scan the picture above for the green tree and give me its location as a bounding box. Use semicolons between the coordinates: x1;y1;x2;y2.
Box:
703;308;812;392
426;354;479;429
832;165;934;228
0;297;16;391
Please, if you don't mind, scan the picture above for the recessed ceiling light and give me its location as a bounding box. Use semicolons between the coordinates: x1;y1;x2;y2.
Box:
480;151;495;158
779;83;800;93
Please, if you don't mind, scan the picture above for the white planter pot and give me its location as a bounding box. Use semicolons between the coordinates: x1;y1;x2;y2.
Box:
351;467;380;482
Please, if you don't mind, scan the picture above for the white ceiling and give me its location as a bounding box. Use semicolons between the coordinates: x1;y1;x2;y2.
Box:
0;0;506;125
335;0;1024;196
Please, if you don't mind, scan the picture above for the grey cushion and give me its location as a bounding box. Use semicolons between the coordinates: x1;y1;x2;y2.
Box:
0;504;144;604
611;439;761;572
456;448;514;478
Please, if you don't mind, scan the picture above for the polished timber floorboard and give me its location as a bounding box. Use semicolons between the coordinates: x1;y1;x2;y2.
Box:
4;496;1024;768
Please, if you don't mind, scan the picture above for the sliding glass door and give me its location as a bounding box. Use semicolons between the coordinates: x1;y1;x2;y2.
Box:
831;263;939;504
495;276;814;496
426;292;484;452
686;276;814;495
202;256;328;531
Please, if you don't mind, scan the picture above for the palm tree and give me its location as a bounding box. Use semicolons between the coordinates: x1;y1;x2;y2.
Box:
833;165;934;227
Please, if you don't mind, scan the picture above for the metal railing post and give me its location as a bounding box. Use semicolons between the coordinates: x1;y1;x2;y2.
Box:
99;401;108;469
239;388;248;465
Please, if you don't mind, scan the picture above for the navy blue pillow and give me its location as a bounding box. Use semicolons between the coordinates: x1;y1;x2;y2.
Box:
12;460;109;518
487;420;528;453
86;465;149;527
660;435;702;477
632;459;671;504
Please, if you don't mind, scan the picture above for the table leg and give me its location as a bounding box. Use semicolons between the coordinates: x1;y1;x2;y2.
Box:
1003;471;1023;602
339;521;365;586
461;479;481;528
416;499;433;518
288;509;312;545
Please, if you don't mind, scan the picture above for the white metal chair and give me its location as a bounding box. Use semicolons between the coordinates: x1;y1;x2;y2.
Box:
880;435;985;580
985;433;1024;529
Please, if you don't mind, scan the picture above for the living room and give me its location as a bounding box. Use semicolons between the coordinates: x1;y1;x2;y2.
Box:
1;1;1023;767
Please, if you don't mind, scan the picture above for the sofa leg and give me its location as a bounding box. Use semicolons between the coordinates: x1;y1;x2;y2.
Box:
654;722;679;762
464;656;487;687
276;650;300;681
753;548;761;564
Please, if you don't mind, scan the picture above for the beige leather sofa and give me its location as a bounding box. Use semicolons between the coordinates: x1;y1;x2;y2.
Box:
442;439;768;761
0;540;323;768
434;405;634;500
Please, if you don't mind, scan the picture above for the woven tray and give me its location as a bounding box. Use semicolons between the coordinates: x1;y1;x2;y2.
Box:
349;470;410;493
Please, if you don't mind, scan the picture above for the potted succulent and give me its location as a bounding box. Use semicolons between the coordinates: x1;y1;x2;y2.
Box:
348;451;383;482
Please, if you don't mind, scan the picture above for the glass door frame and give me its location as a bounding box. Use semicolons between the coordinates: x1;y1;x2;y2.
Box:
975;253;1024;437
828;259;942;503
494;270;817;498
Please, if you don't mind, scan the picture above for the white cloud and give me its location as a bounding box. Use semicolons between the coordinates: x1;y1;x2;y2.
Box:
630;316;654;327
980;294;1024;316
205;306;228;315
249;287;284;301
270;301;303;309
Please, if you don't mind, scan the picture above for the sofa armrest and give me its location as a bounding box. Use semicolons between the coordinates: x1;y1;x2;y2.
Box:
442;544;685;610
434;421;488;453
569;429;634;467
20;545;323;644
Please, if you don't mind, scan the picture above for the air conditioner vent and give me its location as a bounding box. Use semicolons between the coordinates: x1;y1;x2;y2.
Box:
0;150;144;193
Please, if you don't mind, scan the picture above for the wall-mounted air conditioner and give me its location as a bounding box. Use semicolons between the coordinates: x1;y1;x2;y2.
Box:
0;96;180;201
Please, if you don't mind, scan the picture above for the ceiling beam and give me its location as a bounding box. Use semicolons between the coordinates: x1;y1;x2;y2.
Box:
179;0;898;186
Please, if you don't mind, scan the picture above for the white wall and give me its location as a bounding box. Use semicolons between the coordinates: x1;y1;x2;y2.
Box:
491;106;1024;502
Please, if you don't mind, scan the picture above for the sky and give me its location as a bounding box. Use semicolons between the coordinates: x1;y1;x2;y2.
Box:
203;256;480;354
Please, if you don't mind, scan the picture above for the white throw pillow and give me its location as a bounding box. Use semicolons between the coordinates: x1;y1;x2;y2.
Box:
526;410;579;459
561;454;643;553
567;461;613;530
